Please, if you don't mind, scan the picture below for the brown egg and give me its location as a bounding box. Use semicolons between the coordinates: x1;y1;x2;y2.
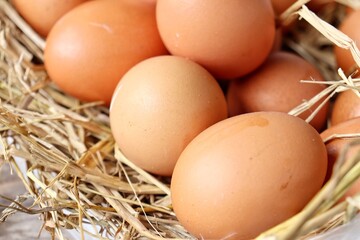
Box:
331;90;360;126
307;0;334;12
226;51;329;131
156;0;275;79
44;0;168;105
342;180;360;200
171;112;327;240
271;0;333;15
11;0;88;37
271;28;283;53
334;10;360;76
110;56;227;176
346;7;354;15
271;0;295;15
320;117;360;183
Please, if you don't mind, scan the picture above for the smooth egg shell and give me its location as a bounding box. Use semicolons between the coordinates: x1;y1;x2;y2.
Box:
171;111;327;239
110;56;227;176
44;0;168;105
334;9;360;76
331;90;360;126
271;0;334;15
156;0;275;79
12;0;88;37
320;117;360;183
226;51;329;131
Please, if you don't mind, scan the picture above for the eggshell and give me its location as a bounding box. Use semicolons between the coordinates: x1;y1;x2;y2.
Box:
271;28;283;53
271;0;295;15
156;0;276;79
334;10;360;76
44;0;168;105
342;180;360;200
271;0;334;15
171;111;327;240
11;0;88;37
331;90;360;126
226;51;329;131
307;0;335;12
110;56;227;176
320;117;360;184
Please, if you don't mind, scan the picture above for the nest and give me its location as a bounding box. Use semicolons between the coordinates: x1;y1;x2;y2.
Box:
0;0;359;239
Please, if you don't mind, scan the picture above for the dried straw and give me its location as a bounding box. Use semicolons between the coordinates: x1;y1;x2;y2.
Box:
0;0;359;239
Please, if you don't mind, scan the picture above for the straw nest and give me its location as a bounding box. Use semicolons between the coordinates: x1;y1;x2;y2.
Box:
0;0;359;239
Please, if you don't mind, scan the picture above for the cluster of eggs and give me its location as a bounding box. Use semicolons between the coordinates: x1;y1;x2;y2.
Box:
13;0;360;239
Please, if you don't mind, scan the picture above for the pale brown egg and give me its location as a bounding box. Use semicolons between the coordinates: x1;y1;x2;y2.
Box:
334;9;360;76
226;51;329;131
331;90;360;126
110;56;227;176
11;0;88;37
156;0;276;79
320;117;360;183
44;0;168;105
171;111;327;239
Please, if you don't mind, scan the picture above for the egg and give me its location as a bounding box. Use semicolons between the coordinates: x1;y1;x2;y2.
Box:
307;0;334;11
271;0;295;15
341;179;360;201
226;51;329;131
11;0;88;37
171;111;327;240
156;0;276;79
110;56;227;176
320;117;360;183
271;0;334;15
331;90;360;126
334;9;360;76
44;0;168;105
271;28;283;52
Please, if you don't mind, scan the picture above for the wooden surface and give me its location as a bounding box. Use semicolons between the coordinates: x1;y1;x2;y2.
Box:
0;163;57;240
